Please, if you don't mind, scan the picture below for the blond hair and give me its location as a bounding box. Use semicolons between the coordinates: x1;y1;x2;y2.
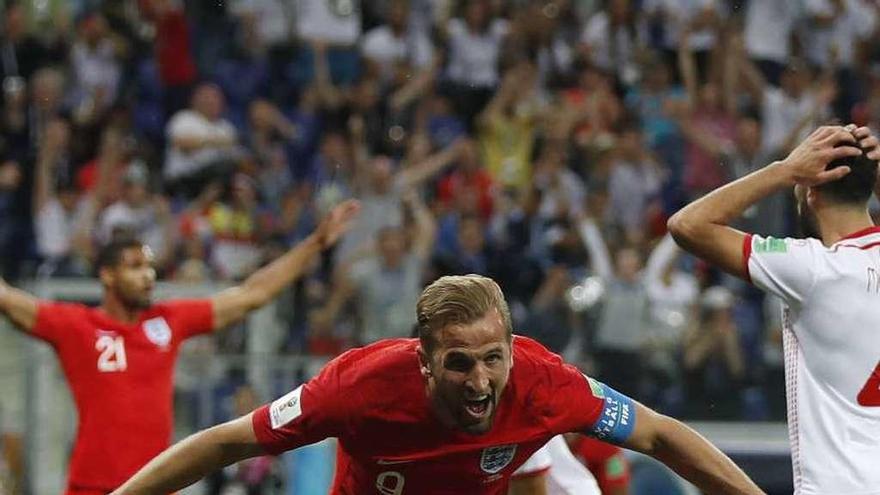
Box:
416;275;512;352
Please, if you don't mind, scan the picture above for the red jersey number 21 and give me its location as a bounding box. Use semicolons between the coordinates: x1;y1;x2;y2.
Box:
857;361;880;407
96;335;128;373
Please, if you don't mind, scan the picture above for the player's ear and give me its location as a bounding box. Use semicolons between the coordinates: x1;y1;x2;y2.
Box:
806;186;819;209
98;266;114;287
417;346;432;378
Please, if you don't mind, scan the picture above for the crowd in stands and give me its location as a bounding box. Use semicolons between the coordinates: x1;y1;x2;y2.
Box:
4;0;880;435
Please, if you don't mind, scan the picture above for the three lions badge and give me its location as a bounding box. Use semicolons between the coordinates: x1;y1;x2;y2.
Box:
480;445;517;474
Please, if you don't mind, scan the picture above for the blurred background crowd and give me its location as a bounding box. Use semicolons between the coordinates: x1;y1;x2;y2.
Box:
4;0;880;448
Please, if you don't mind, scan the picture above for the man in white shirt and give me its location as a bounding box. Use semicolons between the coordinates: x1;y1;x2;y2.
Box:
164;83;241;196
361;0;433;84
668;124;880;494
743;0;801;85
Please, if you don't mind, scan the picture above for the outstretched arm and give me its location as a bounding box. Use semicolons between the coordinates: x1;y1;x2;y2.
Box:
111;414;262;495
623;403;762;494
577;216;613;279
210;200;360;330
0;279;38;332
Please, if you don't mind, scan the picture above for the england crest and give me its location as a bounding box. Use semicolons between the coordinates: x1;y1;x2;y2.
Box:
480;444;517;474
143;317;172;348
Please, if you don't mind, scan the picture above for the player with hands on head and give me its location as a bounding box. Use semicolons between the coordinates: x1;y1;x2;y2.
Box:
668;124;880;494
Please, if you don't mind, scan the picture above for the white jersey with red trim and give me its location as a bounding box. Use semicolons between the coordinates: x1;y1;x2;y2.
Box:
745;228;880;495
513;435;601;495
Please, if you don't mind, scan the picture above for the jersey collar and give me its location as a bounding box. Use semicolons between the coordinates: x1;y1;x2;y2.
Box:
836;226;880;242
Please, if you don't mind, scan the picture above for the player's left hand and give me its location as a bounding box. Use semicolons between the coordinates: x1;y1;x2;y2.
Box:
845;124;880;161
315;199;361;248
782;125;861;187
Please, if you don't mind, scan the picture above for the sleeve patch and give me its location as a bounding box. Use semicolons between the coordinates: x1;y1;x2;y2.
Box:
585;381;636;445
269;385;303;429
753;236;788;253
586;375;605;399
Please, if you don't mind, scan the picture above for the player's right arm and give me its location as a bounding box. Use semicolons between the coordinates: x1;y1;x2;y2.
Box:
667;125;860;280
0;278;39;332
111;414;263;495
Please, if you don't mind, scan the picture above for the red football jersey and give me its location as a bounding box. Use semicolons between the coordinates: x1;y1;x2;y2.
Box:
31;299;213;493
253;337;606;494
570;436;631;491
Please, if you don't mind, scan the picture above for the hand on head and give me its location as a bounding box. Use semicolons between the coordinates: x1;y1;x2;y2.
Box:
783;125;861;187
845;124;880;161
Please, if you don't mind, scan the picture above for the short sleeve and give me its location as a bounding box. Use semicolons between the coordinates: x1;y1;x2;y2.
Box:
32;302;82;346
162;299;214;340
252;356;350;455
361;29;383;59
167;111;200;139
745;234;820;306
522;343;605;435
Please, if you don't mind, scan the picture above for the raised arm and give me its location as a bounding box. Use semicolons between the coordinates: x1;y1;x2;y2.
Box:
576;216;614;279
210;200;360;330
110;414;262;495
396;139;464;191
644;233;680;285
677;29;699;109
732;33;766;106
623;403;763;494
404;191;437;260
667;126;863;280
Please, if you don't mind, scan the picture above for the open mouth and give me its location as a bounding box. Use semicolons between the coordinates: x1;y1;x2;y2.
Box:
463;394;492;419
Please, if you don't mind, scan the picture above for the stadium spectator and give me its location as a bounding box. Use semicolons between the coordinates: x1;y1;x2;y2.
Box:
578;0;645;86
68;11;123;126
361;0;434;86
315;192;435;345
33;119;101;277
681;286;745;419
440;0;509;125
164;83;242;198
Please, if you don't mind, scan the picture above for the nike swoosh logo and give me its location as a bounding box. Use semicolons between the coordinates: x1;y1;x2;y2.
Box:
376;459;412;465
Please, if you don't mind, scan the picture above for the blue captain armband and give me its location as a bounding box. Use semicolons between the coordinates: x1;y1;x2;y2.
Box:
583;377;636;446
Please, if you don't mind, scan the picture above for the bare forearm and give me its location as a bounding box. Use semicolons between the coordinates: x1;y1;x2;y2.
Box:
682;332;716;370
239;235;322;306
670;161;792;232
650;417;763;495
113;422;260;494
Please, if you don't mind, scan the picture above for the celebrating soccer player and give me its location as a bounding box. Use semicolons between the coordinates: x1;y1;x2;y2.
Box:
0;200;359;495
112;274;762;495
668;124;880;493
